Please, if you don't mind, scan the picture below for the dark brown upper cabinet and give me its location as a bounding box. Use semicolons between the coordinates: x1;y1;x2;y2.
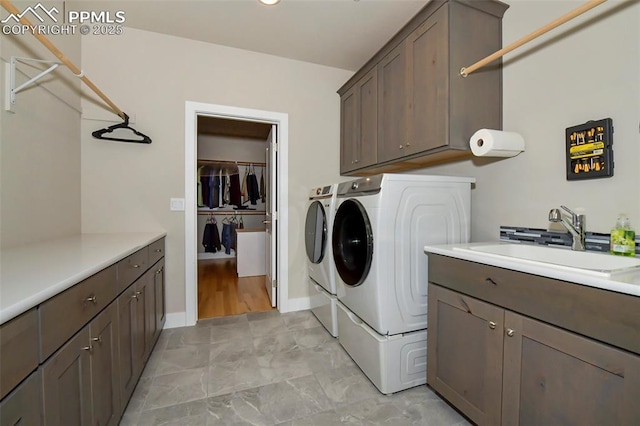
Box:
338;0;509;175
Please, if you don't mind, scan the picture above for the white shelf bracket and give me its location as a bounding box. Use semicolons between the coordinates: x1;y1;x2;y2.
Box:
4;56;63;112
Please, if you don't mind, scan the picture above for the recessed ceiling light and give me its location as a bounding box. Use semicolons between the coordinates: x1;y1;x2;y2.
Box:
259;0;280;5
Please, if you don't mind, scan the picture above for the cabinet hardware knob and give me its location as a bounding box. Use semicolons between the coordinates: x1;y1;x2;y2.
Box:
489;321;496;330
156;268;163;274
91;336;102;343
84;295;97;304
262;220;271;224
485;278;497;286
399;145;404;149
82;345;92;352
132;264;140;268
135;291;142;295
354;159;359;163
506;329;515;337
131;294;138;300
406;141;411;147
154;249;162;253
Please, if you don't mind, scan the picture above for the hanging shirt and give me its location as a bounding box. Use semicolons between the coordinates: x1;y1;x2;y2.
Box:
241;168;249;204
260;170;266;203
230;173;241;207
197;166;205;207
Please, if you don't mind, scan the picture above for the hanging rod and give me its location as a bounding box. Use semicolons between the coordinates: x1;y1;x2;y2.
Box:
198;160;266;167
0;0;126;120
198;210;266;216
460;0;608;77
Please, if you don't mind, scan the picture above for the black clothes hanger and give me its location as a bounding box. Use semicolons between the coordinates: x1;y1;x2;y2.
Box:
92;113;152;144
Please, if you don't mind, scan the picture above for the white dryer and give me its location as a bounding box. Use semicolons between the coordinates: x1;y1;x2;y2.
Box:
332;173;474;394
305;184;339;337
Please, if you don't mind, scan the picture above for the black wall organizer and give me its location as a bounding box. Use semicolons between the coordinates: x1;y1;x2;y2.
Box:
566;118;613;180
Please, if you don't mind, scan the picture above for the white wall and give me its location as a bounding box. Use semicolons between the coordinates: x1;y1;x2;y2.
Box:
415;0;640;241
80;28;352;315
0;1;82;249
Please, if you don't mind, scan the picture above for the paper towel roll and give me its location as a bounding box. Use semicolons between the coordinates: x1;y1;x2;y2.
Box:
470;129;525;157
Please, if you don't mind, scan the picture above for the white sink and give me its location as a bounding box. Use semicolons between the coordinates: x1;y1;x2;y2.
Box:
452;243;640;277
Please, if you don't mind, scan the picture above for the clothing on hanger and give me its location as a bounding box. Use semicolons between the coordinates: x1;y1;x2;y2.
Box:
221;222;232;255
197;166;205;207
241;167;249;204
229;172;241;207
260;169;266;203
247;169;259;205
211;173;220;208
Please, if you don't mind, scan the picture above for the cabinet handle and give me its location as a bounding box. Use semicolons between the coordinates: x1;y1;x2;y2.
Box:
132;291;142;300
485;278;497;286
406;141;411;147
154;249;163;253
132;264;141;269
91;336;102;343
84;295;97;304
82;345;92;352
155;268;163;274
506;328;515;337
354;159;359;163
489;321;496;330
399;145;404;149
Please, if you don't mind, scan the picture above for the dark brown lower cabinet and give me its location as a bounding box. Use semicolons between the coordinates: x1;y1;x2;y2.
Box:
502;311;640;426
428;283;640;426
118;265;165;411
153;259;166;342
0;371;43;426
117;283;145;408
89;303;120;426
42;327;92;426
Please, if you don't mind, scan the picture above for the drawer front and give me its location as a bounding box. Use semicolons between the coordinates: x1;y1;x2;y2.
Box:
0;370;43;426
428;254;640;354
148;238;165;266
0;309;39;400
39;265;117;361
118;246;149;292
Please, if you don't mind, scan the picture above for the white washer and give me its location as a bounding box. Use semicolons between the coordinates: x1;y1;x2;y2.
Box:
332;173;474;393
305;184;339;337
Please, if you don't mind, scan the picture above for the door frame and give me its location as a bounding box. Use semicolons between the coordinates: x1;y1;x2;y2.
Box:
184;101;289;326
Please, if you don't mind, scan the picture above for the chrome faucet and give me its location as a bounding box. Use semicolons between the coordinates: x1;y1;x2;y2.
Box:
549;206;586;251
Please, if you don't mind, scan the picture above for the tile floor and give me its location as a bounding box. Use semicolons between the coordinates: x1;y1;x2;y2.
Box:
121;310;471;426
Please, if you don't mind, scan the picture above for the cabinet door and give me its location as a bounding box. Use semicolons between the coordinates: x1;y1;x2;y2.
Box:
340;86;358;173
356;68;377;170
90;303;120;426
139;270;157;360
427;284;504;426
340;69;378;174
377;42;408;163
154;259;166;339
117;286;142;406
42;327;92;426
0;370;43;426
406;5;448;155
503;311;640;425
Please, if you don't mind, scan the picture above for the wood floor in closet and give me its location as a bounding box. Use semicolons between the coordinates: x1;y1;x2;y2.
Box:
198;258;274;319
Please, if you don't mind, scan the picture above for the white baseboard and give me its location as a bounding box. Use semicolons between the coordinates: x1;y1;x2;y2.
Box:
283;296;311;313
164;311;187;329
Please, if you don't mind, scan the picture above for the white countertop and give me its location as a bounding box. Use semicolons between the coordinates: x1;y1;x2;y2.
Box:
424;242;640;297
0;232;166;324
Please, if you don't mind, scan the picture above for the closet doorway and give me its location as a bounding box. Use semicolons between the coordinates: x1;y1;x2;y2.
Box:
196;116;273;319
185;101;295;326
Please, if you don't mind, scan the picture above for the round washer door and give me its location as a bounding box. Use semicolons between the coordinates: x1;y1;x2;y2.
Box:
305;201;327;264
332;199;373;287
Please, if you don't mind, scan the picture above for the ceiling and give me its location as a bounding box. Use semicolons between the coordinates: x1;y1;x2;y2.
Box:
80;0;428;71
